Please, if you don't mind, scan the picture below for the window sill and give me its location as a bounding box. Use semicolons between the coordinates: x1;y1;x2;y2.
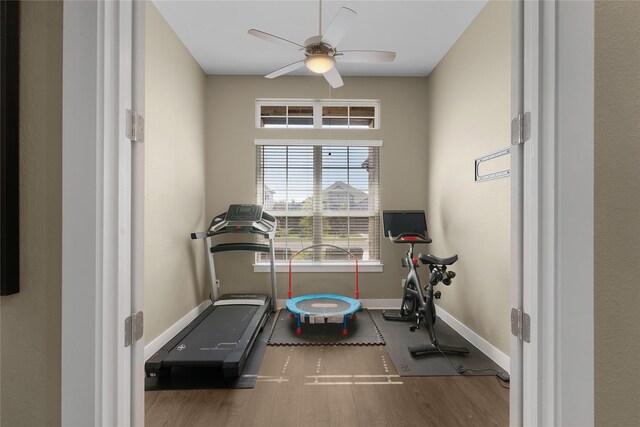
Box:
253;262;383;273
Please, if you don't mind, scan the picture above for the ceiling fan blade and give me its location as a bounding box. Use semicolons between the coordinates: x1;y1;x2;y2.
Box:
323;67;344;89
265;60;306;79
248;29;304;50
338;50;396;63
321;7;357;47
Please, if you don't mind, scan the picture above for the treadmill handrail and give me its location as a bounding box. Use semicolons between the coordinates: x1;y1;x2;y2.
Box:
192;204;278;312
191;231;212;240
210;243;271;254
191;229;273;239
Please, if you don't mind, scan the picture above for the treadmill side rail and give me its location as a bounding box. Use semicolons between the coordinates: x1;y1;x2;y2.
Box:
144;305;214;377
144;297;272;379
213;299;265;306
222;299;271;377
145;349;168;377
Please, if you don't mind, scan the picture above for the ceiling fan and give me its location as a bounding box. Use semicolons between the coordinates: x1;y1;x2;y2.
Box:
247;1;396;88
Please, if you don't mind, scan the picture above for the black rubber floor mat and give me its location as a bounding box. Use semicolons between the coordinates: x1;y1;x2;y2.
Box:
369;309;506;377
145;312;272;391
268;308;385;346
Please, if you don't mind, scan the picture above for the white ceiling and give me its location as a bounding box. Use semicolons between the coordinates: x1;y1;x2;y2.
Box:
152;0;488;77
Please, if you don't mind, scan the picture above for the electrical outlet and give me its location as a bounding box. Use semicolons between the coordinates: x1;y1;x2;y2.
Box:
401;278;406;288
215;279;220;288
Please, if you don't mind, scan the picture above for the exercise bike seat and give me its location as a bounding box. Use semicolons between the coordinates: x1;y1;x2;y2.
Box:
418;253;458;266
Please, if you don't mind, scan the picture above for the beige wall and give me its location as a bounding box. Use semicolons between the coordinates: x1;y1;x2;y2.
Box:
0;2;63;426
205;76;429;299
424;0;511;354
594;1;640;425
144;2;207;342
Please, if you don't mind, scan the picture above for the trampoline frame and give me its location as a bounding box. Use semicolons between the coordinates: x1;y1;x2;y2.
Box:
287;244;361;335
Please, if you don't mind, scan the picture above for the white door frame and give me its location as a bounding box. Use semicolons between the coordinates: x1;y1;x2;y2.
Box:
131;1;146;425
61;1;595;425
509;0;524;424
61;1;138;425
515;1;595;426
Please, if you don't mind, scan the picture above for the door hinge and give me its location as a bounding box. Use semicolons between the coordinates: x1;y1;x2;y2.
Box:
511;112;531;145
124;311;144;347
126;109;144;143
511;308;531;343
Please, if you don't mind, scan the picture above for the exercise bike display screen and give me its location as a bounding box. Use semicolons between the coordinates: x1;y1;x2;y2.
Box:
382;210;429;238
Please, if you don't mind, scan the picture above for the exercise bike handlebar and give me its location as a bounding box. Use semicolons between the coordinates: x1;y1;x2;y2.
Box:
387;232;432;244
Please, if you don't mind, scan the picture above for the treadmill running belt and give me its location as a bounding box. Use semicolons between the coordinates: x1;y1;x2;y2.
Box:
164;305;258;365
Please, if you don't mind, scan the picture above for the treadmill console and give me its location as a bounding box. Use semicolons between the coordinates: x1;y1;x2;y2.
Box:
208;204;276;236
225;204;263;222
224;204;263;233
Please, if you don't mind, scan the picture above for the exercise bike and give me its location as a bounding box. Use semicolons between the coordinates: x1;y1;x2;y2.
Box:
382;211;469;357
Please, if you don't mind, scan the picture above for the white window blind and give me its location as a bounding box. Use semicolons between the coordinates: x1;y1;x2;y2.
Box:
256;141;381;265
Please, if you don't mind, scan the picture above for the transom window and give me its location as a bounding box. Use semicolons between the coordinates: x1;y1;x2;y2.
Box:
256;99;379;129
255;139;381;269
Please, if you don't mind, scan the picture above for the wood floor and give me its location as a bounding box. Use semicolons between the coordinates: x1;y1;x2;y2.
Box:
145;345;509;427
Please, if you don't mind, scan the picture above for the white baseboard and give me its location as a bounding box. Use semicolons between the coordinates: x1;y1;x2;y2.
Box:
436;305;510;372
144;300;212;361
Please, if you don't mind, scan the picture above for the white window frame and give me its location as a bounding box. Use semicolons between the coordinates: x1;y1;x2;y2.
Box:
254;139;383;273
255;99;381;129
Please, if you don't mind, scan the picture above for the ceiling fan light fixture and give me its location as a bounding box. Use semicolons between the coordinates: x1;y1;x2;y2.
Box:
305;54;335;74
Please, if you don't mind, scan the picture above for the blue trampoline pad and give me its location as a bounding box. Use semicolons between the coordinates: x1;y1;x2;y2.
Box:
286;293;361;325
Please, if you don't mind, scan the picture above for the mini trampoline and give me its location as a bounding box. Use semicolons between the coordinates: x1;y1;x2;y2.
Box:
286;244;361;335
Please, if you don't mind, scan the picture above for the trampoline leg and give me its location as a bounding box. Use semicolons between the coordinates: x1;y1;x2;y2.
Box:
296;314;302;334
342;317;348;335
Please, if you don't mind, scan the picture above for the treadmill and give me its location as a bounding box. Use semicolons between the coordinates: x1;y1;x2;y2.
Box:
145;204;277;378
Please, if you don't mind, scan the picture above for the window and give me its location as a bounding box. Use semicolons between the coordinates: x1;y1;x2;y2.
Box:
256;99;379;129
255;140;382;271
259;104;314;129
322;105;376;129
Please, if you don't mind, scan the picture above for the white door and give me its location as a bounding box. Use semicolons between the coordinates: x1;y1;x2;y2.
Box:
62;1;142;425
515;1;595;426
521;0;541;423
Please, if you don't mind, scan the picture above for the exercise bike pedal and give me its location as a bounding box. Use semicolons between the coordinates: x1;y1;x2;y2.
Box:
409;325;418;332
382;310;413;322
